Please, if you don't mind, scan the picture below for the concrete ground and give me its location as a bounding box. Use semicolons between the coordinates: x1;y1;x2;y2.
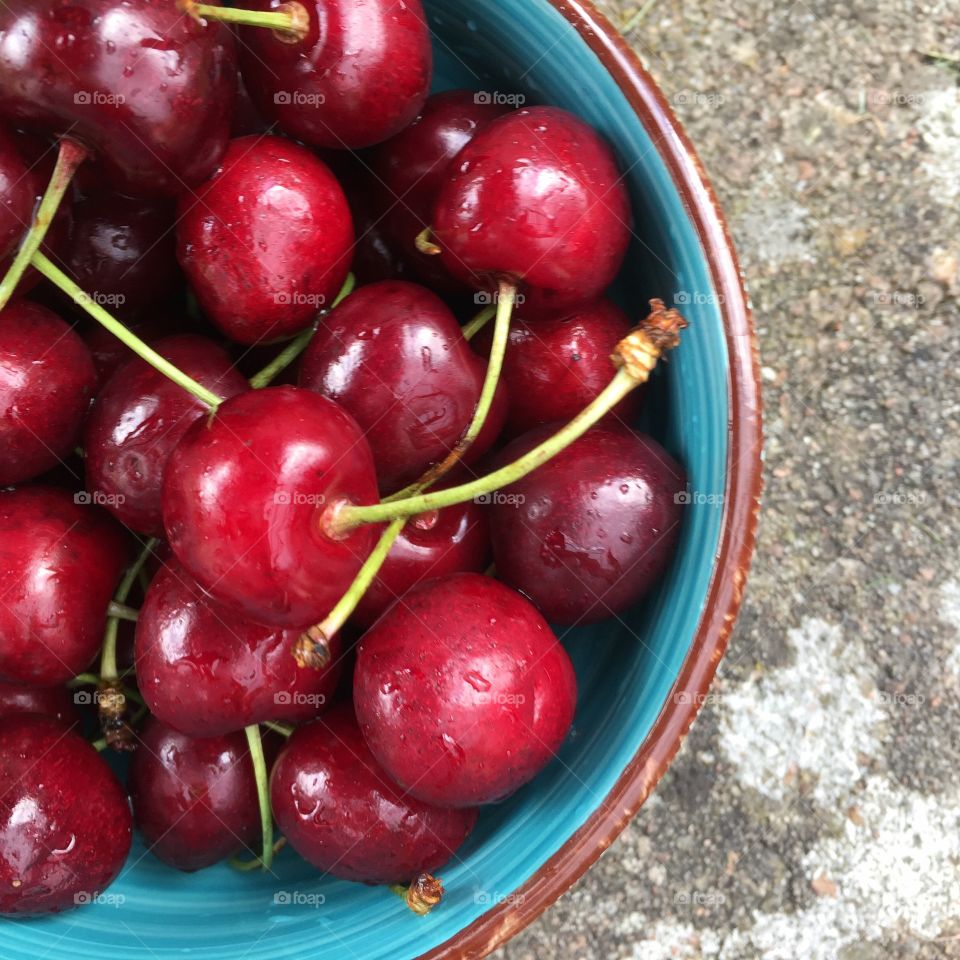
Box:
498;1;960;957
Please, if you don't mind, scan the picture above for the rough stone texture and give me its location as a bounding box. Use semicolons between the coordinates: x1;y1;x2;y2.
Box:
497;1;960;957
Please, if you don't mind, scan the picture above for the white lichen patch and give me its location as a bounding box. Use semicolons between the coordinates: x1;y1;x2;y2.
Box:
940;580;960;676
917;88;960;202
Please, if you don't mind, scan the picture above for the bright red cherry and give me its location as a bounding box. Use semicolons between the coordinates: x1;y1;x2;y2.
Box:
354;573;577;807
0;715;131;916
472;299;642;439
177;136;354;345
62;193;181;316
0;301;96;486
432;107;632;317
0;0;236;197
271;704;477;884
129;717;260;873
163;386;379;629
299;281;507;492
371;90;508;286
84;334;249;535
136;560;341;737
0;487;129;686
0;682;81;727
236;0;432;150
489;425;686;625
353;497;490;629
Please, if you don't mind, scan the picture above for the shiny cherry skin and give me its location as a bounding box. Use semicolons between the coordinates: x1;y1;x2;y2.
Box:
129;717;259;873
489;425;686;625
0;487;129;685
0;0;236;197
299;281;507;492
237;0;431;150
353;497;490;628
177;136;354;345
432;107;632;317
163;386;378;629
0;301;96;486
136;560;341;737
84;334;248;536
472;299;641;439
0;715;131;915
0;682;81;727
0;127;36;261
354;573;577;807
271;703;477;884
372;90;508;286
62;193;181;316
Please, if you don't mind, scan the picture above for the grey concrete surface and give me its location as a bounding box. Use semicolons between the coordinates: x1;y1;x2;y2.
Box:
497;1;960;957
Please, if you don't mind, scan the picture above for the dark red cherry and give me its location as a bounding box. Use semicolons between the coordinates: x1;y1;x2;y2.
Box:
0;128;37;261
237;0;431;150
0;682;81;728
489;425;686;625
0;715;131;915
371;90;508;286
81;310;187;386
432;107;632;316
0;301;96;486
137;560;341;737
299;281;507;492
0;0;236;197
354;573;577;807
271;704;477;884
0;487;128;686
61;193;181;316
163;386;378;628
129;717;259;872
177;136;354;345
472;299;642;439
353;496;490;629
84;334;248;535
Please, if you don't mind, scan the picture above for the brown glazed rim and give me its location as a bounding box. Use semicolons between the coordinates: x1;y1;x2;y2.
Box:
419;1;764;957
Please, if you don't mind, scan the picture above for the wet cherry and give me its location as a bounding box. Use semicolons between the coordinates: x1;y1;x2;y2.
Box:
299;280;507;492
84;334;249;535
0;682;81;728
0;487;129;686
489;425;686;625
136;560;341;737
0;0;237;197
0;301;97;486
0;715;132;915
162;386;379;629
472;298;642;439
432;107;632;316
354;573;577;807
177;136;354;345
271;703;477;884
129;717;260;872
236;0;432;150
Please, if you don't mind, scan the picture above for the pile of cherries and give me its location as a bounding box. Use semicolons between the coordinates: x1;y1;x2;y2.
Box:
0;0;689;919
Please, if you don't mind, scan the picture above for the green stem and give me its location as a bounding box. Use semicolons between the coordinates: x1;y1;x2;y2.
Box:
101;538;157;681
107;601;139;623
262;721;294;738
33;252;223;409
184;1;308;37
0;138;89;312
229;838;288;872
331;367;636;530
245;724;274;871
461;304;497;341
68;673;101;689
248;273;355;389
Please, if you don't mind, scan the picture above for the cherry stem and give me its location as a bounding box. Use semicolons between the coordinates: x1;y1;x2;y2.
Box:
107;601;139;622
245;724;274;871
329;300;688;533
461;304;496;342
0;137;89;313
248;273;356;390
91;704;147;752
32;251;223;410
229;837;288;872
181;1;310;39
389;874;445;916
101;538;158;682
262;720;294;738
296;283;517;659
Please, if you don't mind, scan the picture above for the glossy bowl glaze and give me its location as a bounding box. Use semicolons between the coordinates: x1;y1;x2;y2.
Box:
2;1;761;957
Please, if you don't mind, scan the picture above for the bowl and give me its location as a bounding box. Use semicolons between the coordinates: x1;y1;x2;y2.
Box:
2;1;762;957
